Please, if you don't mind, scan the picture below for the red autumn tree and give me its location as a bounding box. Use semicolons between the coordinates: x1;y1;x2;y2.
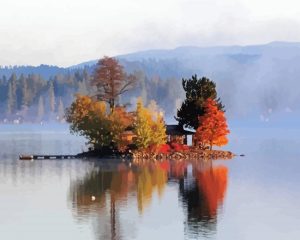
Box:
195;98;230;150
91;56;136;111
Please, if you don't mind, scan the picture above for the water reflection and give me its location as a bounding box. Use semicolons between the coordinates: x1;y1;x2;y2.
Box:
70;159;228;239
180;164;228;238
2;129;300;240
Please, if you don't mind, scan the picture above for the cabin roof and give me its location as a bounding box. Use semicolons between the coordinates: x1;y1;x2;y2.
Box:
166;125;195;136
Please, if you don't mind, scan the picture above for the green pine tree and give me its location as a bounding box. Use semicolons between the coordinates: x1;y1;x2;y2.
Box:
6;73;17;116
37;95;44;122
175;75;224;130
57;98;65;121
48;81;56;113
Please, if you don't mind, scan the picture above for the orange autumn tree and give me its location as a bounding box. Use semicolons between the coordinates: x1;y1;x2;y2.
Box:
66;94;110;148
91;56;137;112
109;107;134;151
195;98;230;150
66;94;133;150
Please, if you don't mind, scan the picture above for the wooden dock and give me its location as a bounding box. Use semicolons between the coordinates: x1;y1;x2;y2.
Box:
19;155;78;160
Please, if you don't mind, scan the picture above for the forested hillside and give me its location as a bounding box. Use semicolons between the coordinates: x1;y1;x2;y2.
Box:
0;70;90;123
2;42;300;124
0;63;185;123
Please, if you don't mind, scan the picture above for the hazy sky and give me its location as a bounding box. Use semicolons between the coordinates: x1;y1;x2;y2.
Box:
1;0;300;66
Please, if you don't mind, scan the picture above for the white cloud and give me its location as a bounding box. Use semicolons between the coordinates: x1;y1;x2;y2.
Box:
1;0;300;66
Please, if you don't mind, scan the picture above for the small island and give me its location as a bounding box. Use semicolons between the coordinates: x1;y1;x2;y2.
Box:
66;56;233;161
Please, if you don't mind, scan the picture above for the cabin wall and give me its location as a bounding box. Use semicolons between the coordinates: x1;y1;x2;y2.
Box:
168;135;186;145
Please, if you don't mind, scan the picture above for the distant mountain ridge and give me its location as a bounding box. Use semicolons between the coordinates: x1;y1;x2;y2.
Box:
2;41;300;75
0;64;68;79
1;41;300;122
71;41;300;67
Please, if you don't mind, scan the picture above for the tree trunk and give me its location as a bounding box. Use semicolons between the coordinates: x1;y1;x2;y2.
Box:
110;99;115;113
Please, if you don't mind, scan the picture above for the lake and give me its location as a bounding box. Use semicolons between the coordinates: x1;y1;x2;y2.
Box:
0;124;299;240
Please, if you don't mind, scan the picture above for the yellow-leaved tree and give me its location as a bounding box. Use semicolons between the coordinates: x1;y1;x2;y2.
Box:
147;100;166;146
134;98;153;149
133;98;167;149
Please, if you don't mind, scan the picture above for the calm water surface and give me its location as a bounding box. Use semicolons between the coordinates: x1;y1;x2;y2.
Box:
0;125;299;240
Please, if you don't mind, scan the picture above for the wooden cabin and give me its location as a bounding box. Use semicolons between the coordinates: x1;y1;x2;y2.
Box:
121;130;136;142
120;124;195;145
166;125;195;145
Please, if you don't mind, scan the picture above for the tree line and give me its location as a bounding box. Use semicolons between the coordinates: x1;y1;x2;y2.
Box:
0;63;185;123
0;70;91;123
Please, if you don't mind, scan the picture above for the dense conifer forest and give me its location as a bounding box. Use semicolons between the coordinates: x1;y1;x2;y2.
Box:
0;61;185;123
2;42;300;124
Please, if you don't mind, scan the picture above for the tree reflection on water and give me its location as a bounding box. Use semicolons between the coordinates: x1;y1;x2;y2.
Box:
178;162;228;238
69;159;228;240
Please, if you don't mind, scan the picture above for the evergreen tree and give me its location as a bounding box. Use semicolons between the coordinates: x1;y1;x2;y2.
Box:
20;75;28;106
75;69;90;95
175;75;224;130
20;74;30;116
6;81;14;116
136;71;147;104
6;73;17;116
57;98;65;121
37;95;44;122
77;79;89;95
0;76;7;103
48;81;56;112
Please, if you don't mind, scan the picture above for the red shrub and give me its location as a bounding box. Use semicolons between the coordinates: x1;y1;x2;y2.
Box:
170;143;189;152
157;144;171;154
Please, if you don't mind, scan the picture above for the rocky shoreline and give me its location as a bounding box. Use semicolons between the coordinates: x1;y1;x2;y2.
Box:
75;148;235;161
132;149;235;161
